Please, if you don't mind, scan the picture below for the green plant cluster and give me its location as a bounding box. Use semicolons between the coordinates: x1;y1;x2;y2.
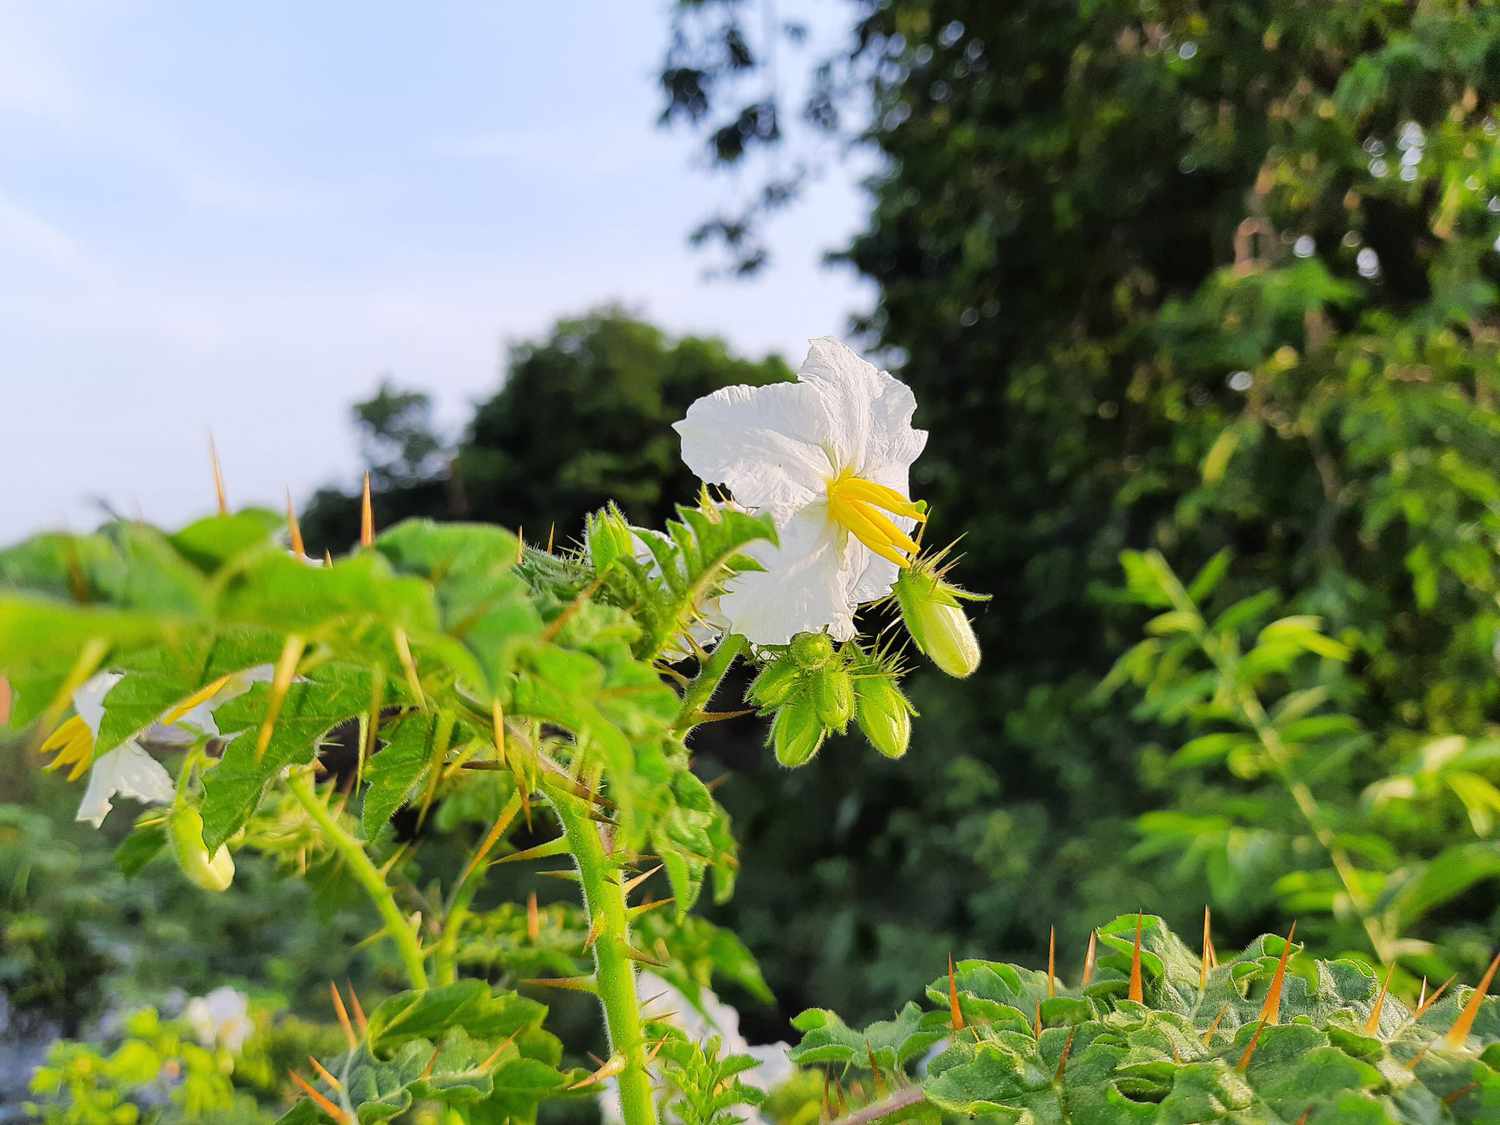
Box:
790;914;1500;1123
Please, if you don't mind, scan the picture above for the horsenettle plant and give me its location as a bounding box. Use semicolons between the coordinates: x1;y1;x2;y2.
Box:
0;340;982;1124
791;913;1500;1123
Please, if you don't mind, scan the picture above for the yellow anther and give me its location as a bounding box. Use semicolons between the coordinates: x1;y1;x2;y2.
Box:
161;675;233;725
826;468;925;567
39;715;95;781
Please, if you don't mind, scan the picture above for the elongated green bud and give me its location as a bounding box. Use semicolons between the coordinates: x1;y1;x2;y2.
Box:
585;505;636;572
812;665;854;731
749;657;801;709
789;631;836;670
168;805;235;892
771;694;825;767
895;569;982;678
855;676;913;759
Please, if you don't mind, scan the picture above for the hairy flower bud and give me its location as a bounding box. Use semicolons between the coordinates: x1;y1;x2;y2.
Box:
811;665;854;731
749;657;801;710
168;805;235;893
789;631;836;670
894;568;982;679
770;694;825;768
585;505;636;572
855;675;913;759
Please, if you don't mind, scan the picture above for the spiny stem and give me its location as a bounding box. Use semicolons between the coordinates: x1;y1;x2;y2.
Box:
547;783;659;1125
831;1087;927;1125
673;633;746;731
288;771;429;989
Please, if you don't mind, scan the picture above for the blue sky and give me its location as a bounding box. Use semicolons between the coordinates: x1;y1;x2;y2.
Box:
0;2;871;540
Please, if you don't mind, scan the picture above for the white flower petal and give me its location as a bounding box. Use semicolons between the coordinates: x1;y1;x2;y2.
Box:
798;338;927;477
187;987;253;1053
76;741;175;828
170;665;276;738
72;671;123;735
719;507;858;645
672;381;837;517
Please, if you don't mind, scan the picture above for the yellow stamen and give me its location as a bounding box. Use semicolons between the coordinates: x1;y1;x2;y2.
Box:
40;716;95;781
825;468;925;568
161;675;233;725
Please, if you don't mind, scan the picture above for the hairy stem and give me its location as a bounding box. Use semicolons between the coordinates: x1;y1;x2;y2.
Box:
673;633;747;730
548;785;659;1125
288;771;430;989
832;1087;927;1125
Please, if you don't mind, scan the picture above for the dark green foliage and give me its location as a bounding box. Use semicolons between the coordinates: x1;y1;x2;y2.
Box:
300;311;793;553
658;0;1500;1026
793;914;1500;1123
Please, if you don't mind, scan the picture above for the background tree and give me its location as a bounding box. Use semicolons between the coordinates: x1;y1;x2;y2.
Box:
657;0;1500;1029
302;310;792;551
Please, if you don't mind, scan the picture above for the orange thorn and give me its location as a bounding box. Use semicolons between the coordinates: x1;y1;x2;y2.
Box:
1201;1002;1230;1045
1054;1025;1077;1082
491;697;507;769
209;435;228;515
329;982;357;1050
289;1070;348;1123
1235;1017;1268;1072
1405;1043;1432;1072
864;1041;885;1094
519;976;597;993
1443;951;1500;1047
546;523;556;553
1418;977;1428;1010
567;1053;626;1090
1364;963;1396;1034
1033;998;1043;1037
286;489;306;556
256;634;305;763
1047;926;1056;999
526;892;540;941
1201;906;1213;990
1258;922;1296;1026
515;527;524;565
1081;930;1098;987
479;1030;520;1073
1413;974;1457;1021
345;980;368;1037
420;1043;441;1080
622;864;663;897
1442;1081;1479;1107
307;1055;343;1091
1294;1111;1311;1125
948;954;965;1031
583;914;607;951
1128;913;1144;1003
360;472;374;547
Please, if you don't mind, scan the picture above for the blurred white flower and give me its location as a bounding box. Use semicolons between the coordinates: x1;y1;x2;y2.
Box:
600;973;793;1125
184;986;253;1054
40;666;273;828
673;338;928;645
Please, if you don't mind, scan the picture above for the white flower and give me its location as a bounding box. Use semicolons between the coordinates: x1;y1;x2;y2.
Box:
600;973;793;1125
673;338;928;645
42;667;273;828
184;986;253;1053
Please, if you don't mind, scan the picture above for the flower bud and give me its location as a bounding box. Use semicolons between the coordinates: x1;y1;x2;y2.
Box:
168;805;235;892
811;665;854;731
770;694;825;768
749;657;801;710
855;676;913;759
789;631;836;670
585;506;636;573
894;569;981;679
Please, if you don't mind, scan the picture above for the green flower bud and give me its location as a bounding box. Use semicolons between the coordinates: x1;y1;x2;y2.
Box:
789;631;836;670
811;665;854;731
749;657;801;709
770;694;825;768
895;569;982;679
168;805;235;893
585;505;636;572
855;676;913;759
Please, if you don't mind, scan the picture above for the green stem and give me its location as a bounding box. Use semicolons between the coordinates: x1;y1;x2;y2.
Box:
435;791;525;985
674;633;746;731
288;771;430;989
548;785;658;1125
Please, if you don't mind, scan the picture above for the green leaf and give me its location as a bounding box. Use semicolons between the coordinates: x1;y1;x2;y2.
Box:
199;663;375;849
361;713;442;839
365;981;548;1057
